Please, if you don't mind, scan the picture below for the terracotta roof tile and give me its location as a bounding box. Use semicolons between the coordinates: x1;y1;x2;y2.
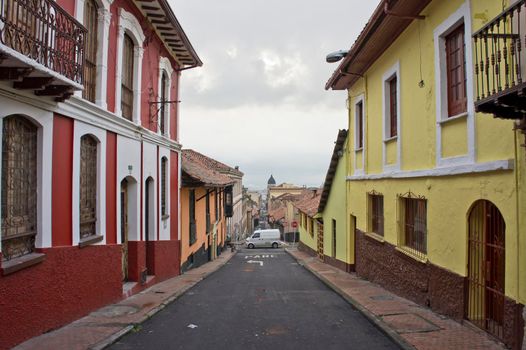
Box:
182;150;234;187
185;149;243;177
293;189;322;217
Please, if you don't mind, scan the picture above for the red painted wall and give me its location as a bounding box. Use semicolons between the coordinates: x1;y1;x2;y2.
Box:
0;245;122;350
149;240;180;280
106;132;117;244
56;0;75;18
52;114;73;247
106;0;180;131
170;151;179;240
127;241;146;282
171;72;180;141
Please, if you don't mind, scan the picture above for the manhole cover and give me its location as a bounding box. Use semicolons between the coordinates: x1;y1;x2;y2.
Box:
92;305;140;318
381;313;441;333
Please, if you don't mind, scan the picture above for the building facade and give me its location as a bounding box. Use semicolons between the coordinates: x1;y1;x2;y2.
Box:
180;150;231;272
0;0;200;347
327;0;526;348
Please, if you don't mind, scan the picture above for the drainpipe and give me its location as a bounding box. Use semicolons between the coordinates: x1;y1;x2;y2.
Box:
514;127;521;304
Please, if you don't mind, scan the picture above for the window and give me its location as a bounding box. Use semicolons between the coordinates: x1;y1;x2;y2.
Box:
369;194;384;236
160;72;167;134
332;219;336;258
388;77;397;137
189;189;196;244
309;218;314;236
205;191;210;233
214;189;219;222
83;0;98;102
161;157;167;217
356;101;363;149
79;135;98;240
1;116;37;261
121;34;134;121
400;196;427;258
253;232;260;238
446;24;467;117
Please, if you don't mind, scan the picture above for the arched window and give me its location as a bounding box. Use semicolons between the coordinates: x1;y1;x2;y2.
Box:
161;157;167;217
160;73;168;134
79;134;98;239
1;116;38;261
83;0;98;102
121;33;135;121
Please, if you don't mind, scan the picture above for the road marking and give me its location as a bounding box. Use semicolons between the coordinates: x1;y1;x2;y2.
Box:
244;254;275;259
247;260;263;267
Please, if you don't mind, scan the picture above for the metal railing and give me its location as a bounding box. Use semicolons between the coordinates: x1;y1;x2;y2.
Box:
0;0;86;84
473;0;525;104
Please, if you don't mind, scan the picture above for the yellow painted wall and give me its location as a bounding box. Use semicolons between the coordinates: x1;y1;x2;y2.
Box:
322;146;351;264
344;0;523;302
180;187;226;265
298;211;317;252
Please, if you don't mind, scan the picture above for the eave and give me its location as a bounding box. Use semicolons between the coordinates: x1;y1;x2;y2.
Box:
325;0;431;90
134;0;202;69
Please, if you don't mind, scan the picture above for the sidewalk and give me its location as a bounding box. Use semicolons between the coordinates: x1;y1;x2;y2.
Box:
14;250;237;350
286;248;506;350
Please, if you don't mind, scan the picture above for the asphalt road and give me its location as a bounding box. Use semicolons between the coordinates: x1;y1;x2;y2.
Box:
110;248;400;350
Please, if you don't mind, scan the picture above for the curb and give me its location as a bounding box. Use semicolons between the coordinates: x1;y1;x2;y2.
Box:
285;249;415;350
92;250;238;349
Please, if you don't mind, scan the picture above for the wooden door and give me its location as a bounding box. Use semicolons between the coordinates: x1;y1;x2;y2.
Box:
467;200;505;340
120;179;129;282
317;223;324;260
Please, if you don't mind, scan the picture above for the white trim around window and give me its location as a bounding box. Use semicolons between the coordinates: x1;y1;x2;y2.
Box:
158;147;171;240
434;1;475;167
354;94;365;176
158;57;174;137
115;8;145;124
0;96;53;250
72;121;107;245
75;0;113;108
382;62;401;172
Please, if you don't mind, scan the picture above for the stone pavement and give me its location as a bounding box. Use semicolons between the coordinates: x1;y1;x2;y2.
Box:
286;248;506;350
14;250;236;350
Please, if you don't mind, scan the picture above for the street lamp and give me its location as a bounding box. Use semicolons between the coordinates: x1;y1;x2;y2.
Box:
326;50;348;63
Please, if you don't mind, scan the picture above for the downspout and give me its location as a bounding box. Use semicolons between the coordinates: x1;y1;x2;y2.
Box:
513;129;521;301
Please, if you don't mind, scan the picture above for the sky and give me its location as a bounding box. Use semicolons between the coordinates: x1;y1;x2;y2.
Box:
170;0;379;190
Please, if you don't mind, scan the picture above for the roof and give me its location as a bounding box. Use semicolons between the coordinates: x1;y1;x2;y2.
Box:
268;174;276;185
293;189;322;217
185;149;243;177
139;0;202;68
326;0;431;90
318;130;348;213
181;150;234;187
268;207;287;223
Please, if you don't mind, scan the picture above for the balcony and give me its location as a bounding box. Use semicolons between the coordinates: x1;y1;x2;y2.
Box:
0;0;86;101
473;0;526;120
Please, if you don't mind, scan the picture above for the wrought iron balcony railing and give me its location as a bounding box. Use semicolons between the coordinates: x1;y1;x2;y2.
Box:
0;0;86;85
473;0;526;119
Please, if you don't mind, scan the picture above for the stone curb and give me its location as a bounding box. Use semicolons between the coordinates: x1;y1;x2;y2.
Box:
285;248;415;350
91;250;238;350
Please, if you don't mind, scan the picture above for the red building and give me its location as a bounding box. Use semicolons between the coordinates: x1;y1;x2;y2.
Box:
0;0;201;347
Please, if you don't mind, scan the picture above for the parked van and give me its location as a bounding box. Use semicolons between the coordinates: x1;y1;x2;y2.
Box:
245;229;282;249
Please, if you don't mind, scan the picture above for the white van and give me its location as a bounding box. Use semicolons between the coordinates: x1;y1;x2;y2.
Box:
246;229;282;249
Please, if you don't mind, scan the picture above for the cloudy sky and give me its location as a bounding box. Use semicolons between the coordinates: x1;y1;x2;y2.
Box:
171;0;379;190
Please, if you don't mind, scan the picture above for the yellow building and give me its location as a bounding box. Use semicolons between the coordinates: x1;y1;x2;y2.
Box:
180;150;233;272
326;0;526;347
295;189;321;253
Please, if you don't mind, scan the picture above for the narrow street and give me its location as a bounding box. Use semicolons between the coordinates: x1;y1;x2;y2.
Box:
110;248;399;350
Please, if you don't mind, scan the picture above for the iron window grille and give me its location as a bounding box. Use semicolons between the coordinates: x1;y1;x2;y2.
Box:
205;191;210;234
161;157;167;217
189;189;196;244
79;135;97;239
83;0;98;102
368;191;384;236
1;116;37;261
159;72;167;134
389;76;397;137
398;192;427;259
121;34;134;121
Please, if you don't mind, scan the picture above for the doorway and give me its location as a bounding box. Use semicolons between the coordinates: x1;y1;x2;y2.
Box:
145;177;155;275
121;179;129;281
466;200;505;340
